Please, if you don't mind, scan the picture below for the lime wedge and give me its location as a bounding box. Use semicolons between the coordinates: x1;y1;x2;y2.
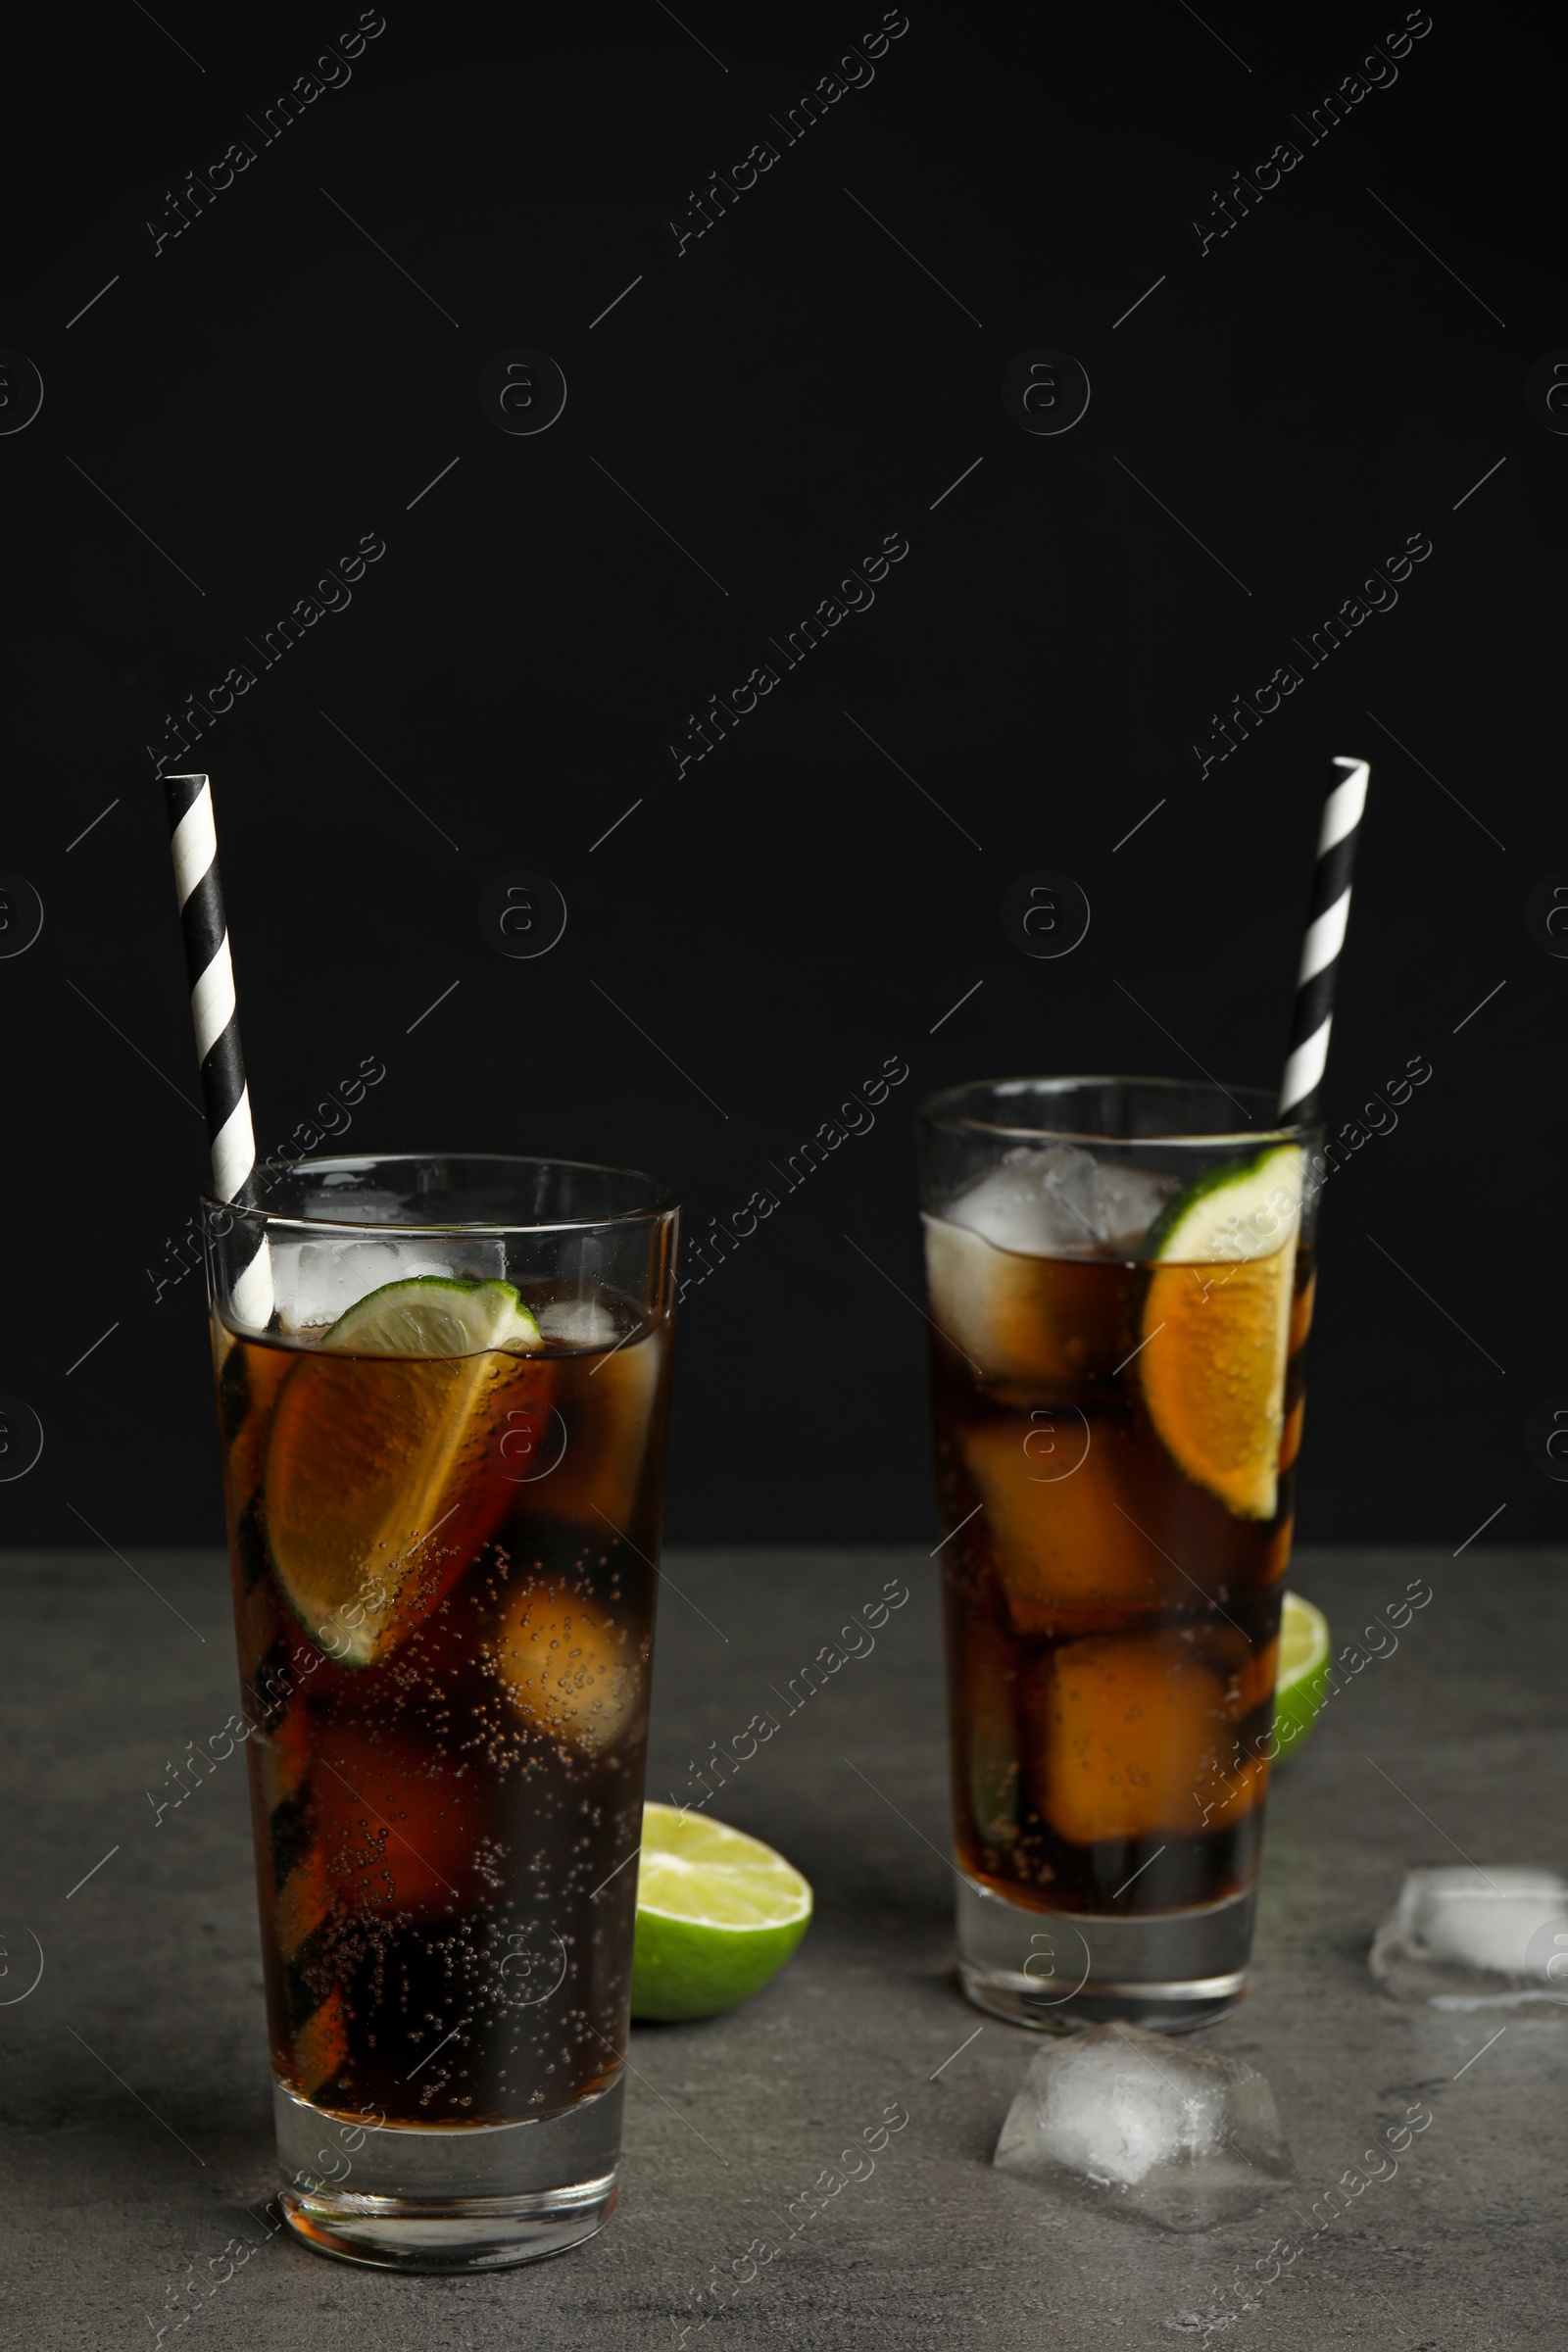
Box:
1273;1592;1331;1758
264;1278;546;1667
1144;1144;1304;1267
1139;1146;1303;1519
631;1802;812;2022
321;1276;541;1356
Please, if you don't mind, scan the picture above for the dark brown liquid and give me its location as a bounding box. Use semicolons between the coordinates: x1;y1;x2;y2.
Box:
927;1230;1312;1918
215;1308;670;2128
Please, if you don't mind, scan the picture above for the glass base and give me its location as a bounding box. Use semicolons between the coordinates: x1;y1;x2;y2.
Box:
956;1874;1254;2034
272;2077;623;2273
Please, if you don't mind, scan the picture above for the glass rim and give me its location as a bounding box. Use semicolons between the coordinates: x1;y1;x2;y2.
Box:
201;1150;681;1239
918;1074;1315;1150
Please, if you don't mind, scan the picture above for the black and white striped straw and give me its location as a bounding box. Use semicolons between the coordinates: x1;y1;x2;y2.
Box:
1278;755;1370;1126
162;773;274;1326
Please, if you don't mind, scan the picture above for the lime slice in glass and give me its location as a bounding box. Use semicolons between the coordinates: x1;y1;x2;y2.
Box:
1139;1146;1303;1520
1273;1592;1331;1757
264;1277;544;1666
321;1275;542;1357
631;1802;812;2022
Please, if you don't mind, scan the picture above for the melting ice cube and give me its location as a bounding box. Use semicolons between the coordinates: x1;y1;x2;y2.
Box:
1369;1867;1568;2010
993;2024;1292;2231
535;1298;623;1349
947;1147;1176;1263
267;1237;509;1337
923;1151;1177;1384
1078;1159;1180;1254
948;1147;1102;1257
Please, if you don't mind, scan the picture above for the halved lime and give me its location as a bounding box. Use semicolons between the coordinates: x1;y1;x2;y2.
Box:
264;1277;546;1666
631;1802;812;2022
1139;1147;1303;1519
1273;1592;1331;1758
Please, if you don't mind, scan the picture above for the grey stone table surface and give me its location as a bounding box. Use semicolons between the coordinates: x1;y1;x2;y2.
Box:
3;1543;1566;2350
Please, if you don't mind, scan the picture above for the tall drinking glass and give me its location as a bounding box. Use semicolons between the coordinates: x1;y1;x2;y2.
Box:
919;1080;1320;2032
203;1154;678;2270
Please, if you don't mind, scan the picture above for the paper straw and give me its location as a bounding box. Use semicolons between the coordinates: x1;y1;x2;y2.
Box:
162;774;274;1327
1277;756;1369;1125
160;781;330;2094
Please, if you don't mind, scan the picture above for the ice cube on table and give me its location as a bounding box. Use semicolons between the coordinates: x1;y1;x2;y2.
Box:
1370;1867;1568;2010
994;2024;1291;2231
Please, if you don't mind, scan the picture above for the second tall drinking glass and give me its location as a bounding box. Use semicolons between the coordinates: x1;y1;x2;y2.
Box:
920;1079;1321;2033
204;1154;677;2271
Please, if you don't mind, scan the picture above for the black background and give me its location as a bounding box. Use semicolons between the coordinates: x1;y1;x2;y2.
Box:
1;1;1561;1550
